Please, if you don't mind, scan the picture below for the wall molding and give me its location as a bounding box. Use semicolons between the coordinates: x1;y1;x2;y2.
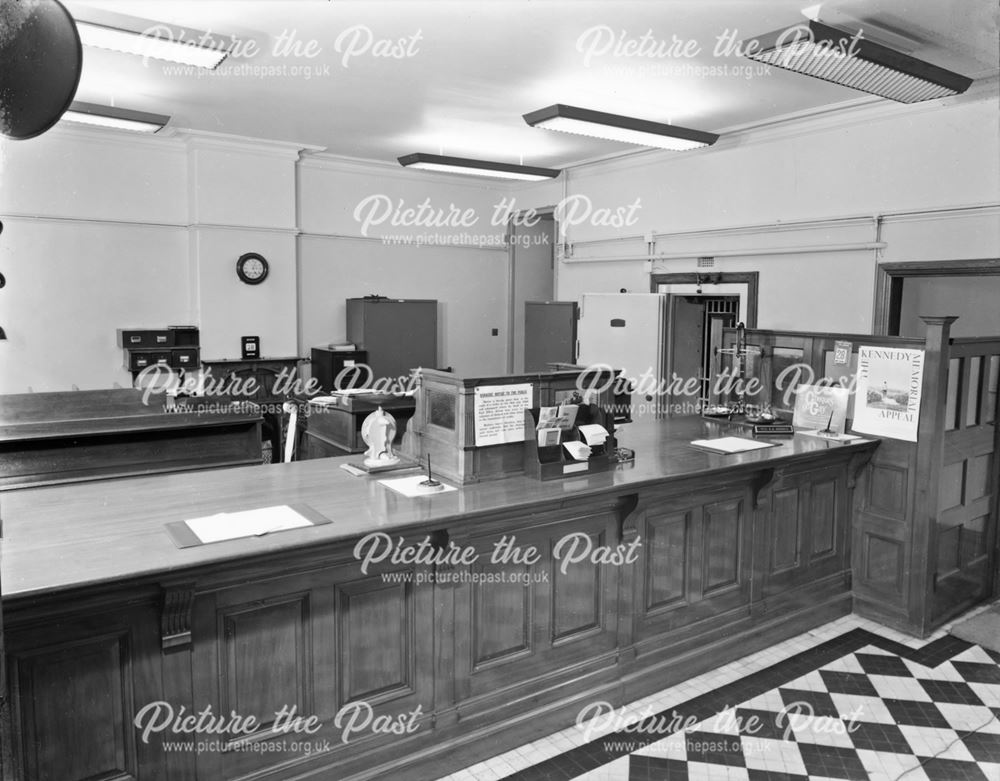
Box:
178;128;324;161
557;203;1000;261
297;230;508;252
0;212;188;230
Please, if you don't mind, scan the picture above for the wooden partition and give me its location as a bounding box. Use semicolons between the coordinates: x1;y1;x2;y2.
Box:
709;320;1000;636
401;367;617;484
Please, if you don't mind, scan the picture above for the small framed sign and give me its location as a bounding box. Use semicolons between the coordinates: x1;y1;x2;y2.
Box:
241;336;260;359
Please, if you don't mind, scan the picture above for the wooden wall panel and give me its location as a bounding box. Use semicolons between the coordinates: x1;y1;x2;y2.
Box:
811;479;838;558
770;488;801;573
472;564;532;666
220;595;311;740
867;465;908;519
864;534;905;594
644;511;689;612
552;531;602;642
12;632;135;781
703;499;742;594
338;580;413;702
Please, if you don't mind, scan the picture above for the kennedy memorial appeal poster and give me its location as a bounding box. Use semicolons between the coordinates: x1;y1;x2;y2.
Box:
851;347;925;442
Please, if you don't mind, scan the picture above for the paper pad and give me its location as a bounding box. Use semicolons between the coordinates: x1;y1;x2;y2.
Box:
166;504;330;548
379;475;458;497
690;437;777;455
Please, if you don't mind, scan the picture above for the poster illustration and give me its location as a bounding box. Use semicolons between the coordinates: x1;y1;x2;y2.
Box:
851;347;925;442
792;384;850;433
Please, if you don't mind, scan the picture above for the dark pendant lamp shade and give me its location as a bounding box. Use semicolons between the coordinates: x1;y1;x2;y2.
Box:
0;0;83;139
742;20;972;103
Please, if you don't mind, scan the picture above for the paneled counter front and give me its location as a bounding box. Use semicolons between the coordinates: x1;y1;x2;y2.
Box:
0;418;877;781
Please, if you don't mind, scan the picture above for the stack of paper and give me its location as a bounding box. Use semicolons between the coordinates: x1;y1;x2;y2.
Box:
563;441;592;461
578;424;609;447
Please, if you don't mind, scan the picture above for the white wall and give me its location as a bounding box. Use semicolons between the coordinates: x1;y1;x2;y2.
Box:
186;137;302;359
511;93;1000;335
899;276;1000;338
0;128;190;392
0;129;519;392
297;157;511;375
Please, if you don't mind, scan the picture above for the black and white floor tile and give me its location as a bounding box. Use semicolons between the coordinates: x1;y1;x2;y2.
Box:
437;612;1000;781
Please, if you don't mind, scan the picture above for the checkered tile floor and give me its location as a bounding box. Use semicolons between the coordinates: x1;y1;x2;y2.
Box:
439;615;1000;781
619;642;1000;781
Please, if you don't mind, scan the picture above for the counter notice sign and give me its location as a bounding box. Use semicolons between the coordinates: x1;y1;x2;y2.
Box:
474;384;534;446
851;346;924;442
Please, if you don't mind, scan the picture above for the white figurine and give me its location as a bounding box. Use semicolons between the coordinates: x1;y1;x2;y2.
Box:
362;406;400;468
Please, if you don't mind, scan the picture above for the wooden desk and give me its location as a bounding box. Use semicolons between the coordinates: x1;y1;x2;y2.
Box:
0;388;263;488
302;394;416;456
0;418;877;780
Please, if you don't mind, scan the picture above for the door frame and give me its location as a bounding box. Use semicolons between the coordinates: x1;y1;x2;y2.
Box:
873;258;1000;336
649;272;759;328
507;208;556;373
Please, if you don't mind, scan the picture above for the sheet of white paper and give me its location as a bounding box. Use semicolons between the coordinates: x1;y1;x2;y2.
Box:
690;437;776;454
474;384;534;446
185;505;313;544
379;474;458;497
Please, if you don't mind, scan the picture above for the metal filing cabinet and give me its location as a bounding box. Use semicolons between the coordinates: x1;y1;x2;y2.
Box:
346;298;438;381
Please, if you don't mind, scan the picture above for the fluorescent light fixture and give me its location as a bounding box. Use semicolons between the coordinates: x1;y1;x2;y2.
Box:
76;20;230;69
523;104;719;151
742;20;972;103
397;153;560;181
62;102;169;133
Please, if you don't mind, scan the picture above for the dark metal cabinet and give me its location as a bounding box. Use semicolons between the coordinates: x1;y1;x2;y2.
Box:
346;298;437;381
524;301;577;372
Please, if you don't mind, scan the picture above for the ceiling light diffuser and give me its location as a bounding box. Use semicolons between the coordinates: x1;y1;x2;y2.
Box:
61;102;169;133
741;20;972;103
397;153;560;181
523;105;719;151
76;20;230;69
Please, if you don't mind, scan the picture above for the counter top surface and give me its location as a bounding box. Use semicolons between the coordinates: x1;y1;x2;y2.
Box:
0;417;876;601
0;388;261;441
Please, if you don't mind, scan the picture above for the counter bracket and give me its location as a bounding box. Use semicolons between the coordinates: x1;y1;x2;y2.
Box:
847;448;876;489
750;468;776;509
161;583;196;651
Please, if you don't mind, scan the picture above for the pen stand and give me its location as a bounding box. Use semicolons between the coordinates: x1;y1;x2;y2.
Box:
523;404;621;481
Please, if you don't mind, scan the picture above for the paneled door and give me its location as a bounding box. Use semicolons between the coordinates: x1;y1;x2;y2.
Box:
932;352;1000;622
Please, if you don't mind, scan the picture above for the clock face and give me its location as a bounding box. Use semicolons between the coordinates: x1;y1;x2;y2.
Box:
236;252;269;284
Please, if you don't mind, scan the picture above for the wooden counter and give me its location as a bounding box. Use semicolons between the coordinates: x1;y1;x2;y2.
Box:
0;388;263;488
0;418;877;781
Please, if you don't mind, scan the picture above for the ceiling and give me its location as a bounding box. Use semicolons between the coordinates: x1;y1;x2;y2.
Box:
64;0;999;168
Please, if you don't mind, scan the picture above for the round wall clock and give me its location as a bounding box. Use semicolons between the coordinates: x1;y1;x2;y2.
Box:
236;252;269;285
